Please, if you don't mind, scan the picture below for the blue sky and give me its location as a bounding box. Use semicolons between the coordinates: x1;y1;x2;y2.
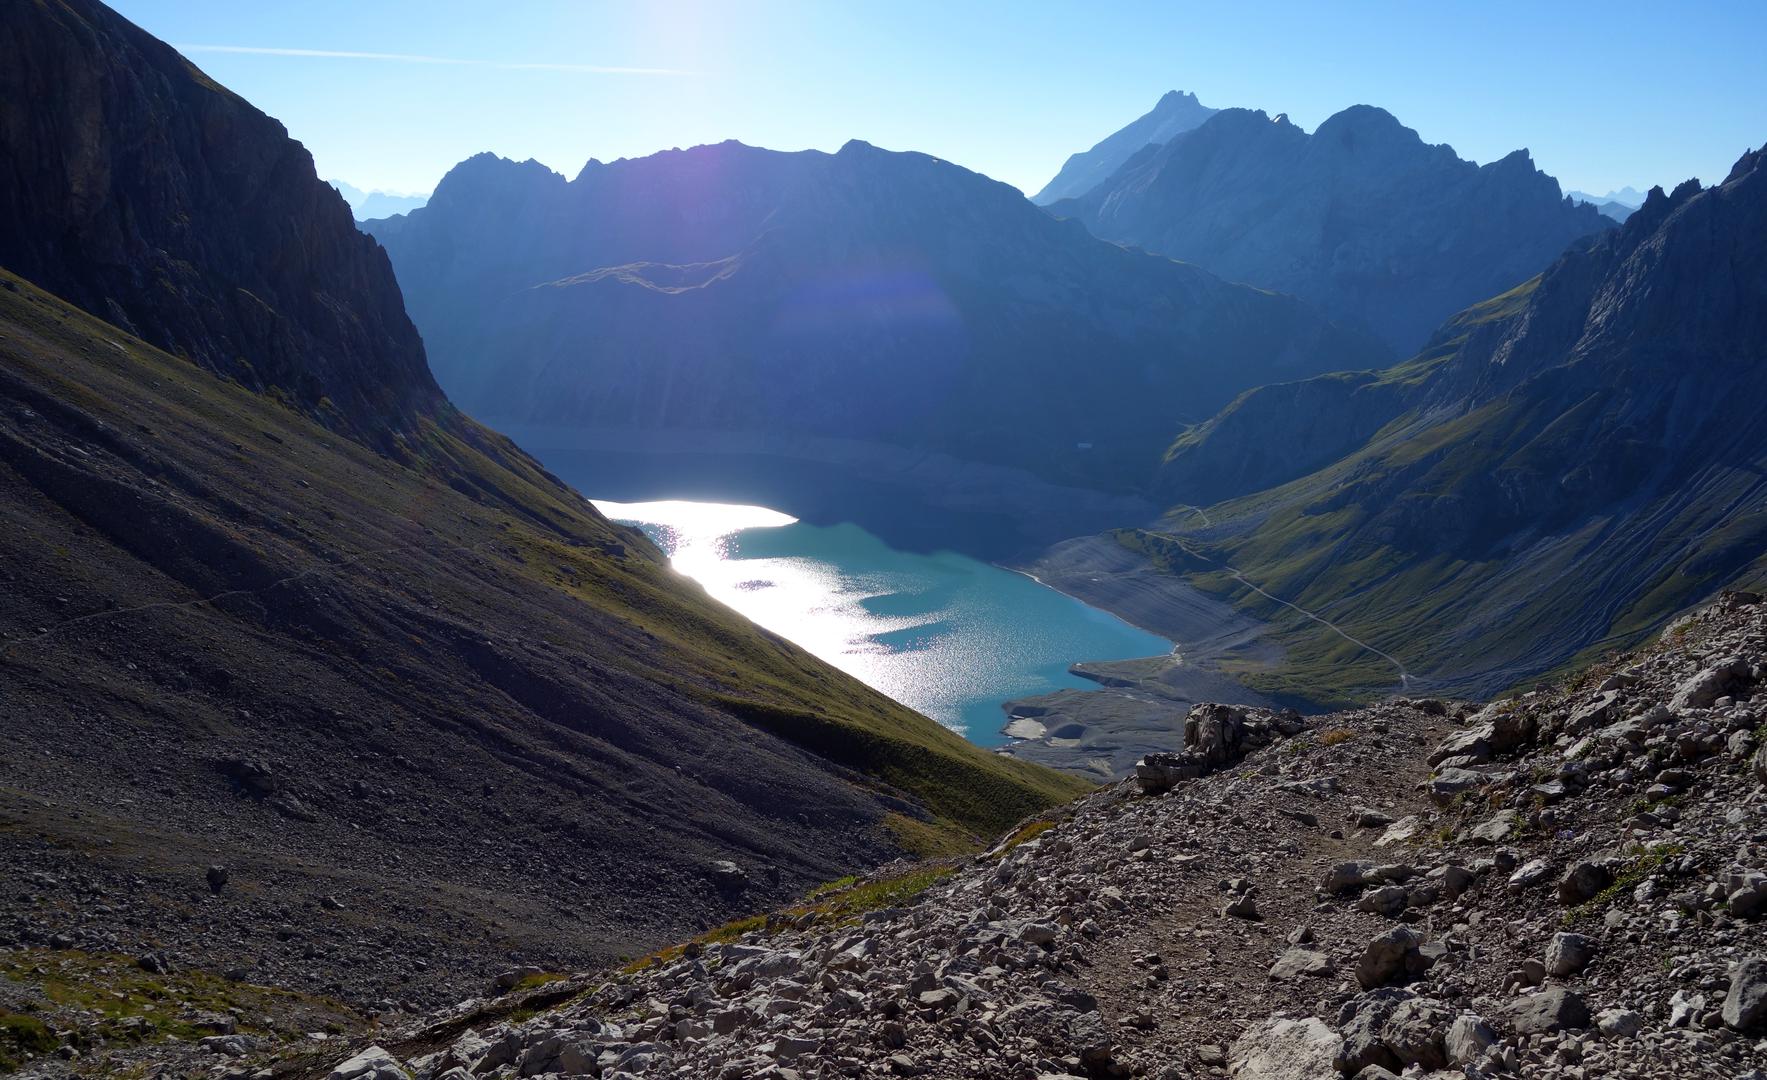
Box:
112;0;1765;199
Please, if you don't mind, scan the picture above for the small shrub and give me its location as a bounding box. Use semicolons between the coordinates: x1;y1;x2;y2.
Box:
1318;728;1356;747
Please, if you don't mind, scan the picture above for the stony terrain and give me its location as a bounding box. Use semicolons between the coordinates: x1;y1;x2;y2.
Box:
91;587;1746;1080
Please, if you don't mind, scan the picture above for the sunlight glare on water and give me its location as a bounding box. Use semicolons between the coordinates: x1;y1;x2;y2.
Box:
589;498;1170;743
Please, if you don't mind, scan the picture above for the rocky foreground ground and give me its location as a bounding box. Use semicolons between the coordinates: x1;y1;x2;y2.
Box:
16;592;1767;1078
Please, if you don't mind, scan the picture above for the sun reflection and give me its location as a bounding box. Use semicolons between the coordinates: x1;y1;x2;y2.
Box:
590;498;940;683
589;497;1171;741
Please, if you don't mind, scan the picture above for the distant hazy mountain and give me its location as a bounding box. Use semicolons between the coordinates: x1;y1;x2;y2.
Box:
366;140;1385;493
1048;106;1612;354
1153;146;1767;702
1031;90;1218;205
1566;185;1645;208
328;178;429;220
1566;186;1644;222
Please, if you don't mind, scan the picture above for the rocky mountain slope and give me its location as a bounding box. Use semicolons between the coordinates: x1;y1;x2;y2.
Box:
1138;144;1767;706
1031;91;1219;205
0;0;1086;1027
365;140;1385;495
1047;107;1612;354
208;589;1767;1080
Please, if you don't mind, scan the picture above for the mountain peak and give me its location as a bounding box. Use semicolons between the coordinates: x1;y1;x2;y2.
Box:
1031;89;1221;204
431;153;564;209
1312;104;1420;149
1063;102;1611;353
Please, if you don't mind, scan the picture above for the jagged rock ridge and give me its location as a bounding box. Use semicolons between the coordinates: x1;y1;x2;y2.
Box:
1048;106;1612;354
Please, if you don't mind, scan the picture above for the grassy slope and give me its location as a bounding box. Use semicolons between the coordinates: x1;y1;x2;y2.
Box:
1138;276;1767;705
0;268;1086;843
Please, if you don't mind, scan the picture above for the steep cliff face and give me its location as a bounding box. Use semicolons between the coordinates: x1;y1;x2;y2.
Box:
1150;146;1767;702
0;0;438;440
368;139;1387;493
1050;106;1612;354
1031;89;1219;204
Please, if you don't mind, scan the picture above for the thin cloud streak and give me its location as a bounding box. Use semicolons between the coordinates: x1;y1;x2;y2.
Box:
175;44;690;76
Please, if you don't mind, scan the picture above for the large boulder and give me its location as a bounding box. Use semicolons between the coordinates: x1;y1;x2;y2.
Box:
1137;704;1304;792
1269;948;1334;981
1444;1014;1496;1066
1228;1016;1343;1079
1500;988;1590;1035
1557;860;1614;906
708;860;749;894
1724;957;1767;1032
1335;990;1452;1073
1355;927;1428;989
328;1046;411;1080
1545;932;1596;978
1670;656;1750;710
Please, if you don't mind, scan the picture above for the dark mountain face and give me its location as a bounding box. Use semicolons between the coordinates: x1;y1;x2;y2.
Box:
0;0;439;441
1031;89;1219;205
0;0;1086;1009
368;140;1386;494
1050;106;1613;355
1152;146;1767;703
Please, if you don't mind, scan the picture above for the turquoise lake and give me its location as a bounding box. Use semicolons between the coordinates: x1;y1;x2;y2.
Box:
592;498;1172;745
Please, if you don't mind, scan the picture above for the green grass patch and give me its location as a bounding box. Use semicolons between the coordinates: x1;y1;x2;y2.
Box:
1567;843;1688;923
0;948;358;1056
0;1012;56;1073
